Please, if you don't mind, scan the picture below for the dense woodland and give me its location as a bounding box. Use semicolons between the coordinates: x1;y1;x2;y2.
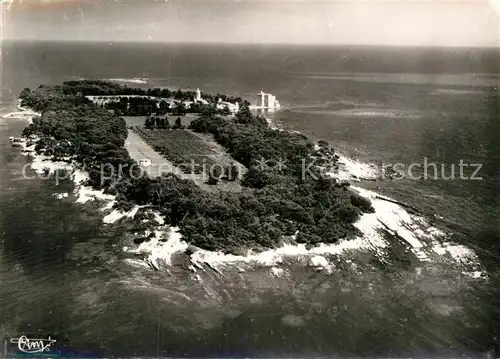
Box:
59;80;243;104
19;81;373;253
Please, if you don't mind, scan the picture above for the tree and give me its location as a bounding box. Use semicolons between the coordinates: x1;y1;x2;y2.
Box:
158;100;169;115
174;89;184;100
189;102;202;113
227;162;239;181
207;165;223;185
158;116;169;129
235;102;253;124
201;105;217;117
172;102;187;116
144;117;154;129
172;117;184;130
19;88;31;103
153;117;160;128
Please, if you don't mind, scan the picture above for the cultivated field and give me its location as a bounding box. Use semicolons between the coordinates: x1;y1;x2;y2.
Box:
134;127;217;168
126;127;247;193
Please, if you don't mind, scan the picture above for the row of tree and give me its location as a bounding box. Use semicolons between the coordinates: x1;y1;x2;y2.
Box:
144;116;185;130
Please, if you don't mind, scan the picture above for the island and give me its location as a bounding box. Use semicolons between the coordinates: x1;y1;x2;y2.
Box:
18;80;374;255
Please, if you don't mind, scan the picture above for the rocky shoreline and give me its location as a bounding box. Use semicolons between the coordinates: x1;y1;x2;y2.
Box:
4;101;487;282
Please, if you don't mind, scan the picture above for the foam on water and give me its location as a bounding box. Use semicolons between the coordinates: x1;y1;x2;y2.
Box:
309;256;333;273
103;205;149;224
330;154;381;182
270;267;286;278
53;193;69;199
124;227;188;269
2;105;41;124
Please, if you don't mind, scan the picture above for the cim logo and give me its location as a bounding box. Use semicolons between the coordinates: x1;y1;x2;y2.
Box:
8;335;57;354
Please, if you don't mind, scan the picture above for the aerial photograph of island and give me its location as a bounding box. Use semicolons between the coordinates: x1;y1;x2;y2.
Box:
0;0;499;357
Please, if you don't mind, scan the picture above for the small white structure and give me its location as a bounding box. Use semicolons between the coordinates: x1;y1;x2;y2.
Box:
139;159;151;167
180;100;193;109
216;98;240;113
256;90;280;109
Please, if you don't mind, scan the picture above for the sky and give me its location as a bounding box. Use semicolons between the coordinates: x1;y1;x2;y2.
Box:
1;0;499;47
